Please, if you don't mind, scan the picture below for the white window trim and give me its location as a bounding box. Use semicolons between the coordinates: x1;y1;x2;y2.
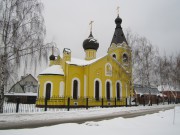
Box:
43;81;53;98
84;75;87;98
71;78;80;99
105;79;113;98
105;63;112;76
126;84;128;98
94;78;102;99
59;81;64;97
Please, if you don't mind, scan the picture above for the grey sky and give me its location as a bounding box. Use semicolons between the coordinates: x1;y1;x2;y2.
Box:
43;0;180;58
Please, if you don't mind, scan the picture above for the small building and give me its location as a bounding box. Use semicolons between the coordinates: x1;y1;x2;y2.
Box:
5;74;38;104
134;84;162;105
158;85;180;104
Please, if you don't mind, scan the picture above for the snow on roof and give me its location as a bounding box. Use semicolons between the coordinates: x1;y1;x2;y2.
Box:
134;84;160;95
39;65;64;75
88;37;99;44
63;48;71;53
66;55;106;66
5;93;37;96
158;85;180;92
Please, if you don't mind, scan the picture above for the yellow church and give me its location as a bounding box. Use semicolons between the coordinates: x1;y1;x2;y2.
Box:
36;13;132;107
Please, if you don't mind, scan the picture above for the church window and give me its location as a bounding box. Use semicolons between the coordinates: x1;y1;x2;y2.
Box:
95;81;100;101
45;83;51;100
123;53;128;63
106;81;110;100
116;82;121;100
73;80;78;99
112;54;116;59
105;63;112;76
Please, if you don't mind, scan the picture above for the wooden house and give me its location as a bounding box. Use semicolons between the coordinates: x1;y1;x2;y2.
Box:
5;74;38;104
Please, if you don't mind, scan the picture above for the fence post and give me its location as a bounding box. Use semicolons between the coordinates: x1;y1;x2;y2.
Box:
126;98;128;107
101;98;104;108
168;99;169;104
67;97;70;111
115;98;116;107
150;98;152;106
44;98;47;111
143;97;145;106
16;97;20;113
86;98;88;110
157;98;159;105
135;98;137;106
129;96;131;107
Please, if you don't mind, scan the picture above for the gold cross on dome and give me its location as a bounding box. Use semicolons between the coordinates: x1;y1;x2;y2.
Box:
117;6;120;16
89;21;94;33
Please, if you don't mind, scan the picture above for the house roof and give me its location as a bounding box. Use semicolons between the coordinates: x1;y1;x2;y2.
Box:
19;74;38;83
134;84;160;96
39;65;64;75
9;82;24;93
9;74;38;93
158;85;180;92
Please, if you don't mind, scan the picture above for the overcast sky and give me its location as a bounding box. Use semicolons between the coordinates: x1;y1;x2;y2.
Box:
42;0;180;59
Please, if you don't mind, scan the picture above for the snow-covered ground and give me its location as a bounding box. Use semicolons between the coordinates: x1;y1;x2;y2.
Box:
0;104;174;122
0;105;180;135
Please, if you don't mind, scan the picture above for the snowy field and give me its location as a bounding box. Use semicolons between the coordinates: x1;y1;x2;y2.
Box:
0;105;180;135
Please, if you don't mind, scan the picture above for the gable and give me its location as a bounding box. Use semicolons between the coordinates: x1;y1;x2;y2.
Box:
19;74;38;86
9;82;24;93
86;54;130;80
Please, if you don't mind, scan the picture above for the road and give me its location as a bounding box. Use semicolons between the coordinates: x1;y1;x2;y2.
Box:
0;105;175;130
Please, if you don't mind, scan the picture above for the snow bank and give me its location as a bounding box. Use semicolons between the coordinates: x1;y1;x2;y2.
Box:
0;105;179;135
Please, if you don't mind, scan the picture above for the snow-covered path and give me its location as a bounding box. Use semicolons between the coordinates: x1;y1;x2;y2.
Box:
0;105;180;135
0;104;176;129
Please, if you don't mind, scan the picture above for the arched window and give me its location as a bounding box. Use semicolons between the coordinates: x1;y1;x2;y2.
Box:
106;81;110;100
112;54;116;59
73;80;78;99
95;81;100;101
105;63;112;76
45;83;51;100
123;53;128;63
116;82;121;100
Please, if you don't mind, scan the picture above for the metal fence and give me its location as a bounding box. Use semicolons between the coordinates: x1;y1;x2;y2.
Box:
36;96;128;110
3;96;178;114
3;96;128;113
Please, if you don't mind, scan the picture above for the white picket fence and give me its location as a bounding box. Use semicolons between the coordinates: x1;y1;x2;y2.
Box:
3;102;69;113
3;102;99;114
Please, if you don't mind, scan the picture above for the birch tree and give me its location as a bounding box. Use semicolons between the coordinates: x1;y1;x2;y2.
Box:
0;0;48;113
157;53;180;103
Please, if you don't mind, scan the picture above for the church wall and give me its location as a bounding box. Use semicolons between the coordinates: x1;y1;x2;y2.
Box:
65;64;84;99
38;75;65;98
86;55;131;101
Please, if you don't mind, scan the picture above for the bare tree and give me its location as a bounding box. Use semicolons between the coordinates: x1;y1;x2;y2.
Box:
157;52;180;104
133;37;159;86
124;29;138;83
0;0;49;113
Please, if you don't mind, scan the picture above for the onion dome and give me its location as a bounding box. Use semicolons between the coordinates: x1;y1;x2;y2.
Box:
115;15;122;26
49;54;55;60
83;32;99;51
